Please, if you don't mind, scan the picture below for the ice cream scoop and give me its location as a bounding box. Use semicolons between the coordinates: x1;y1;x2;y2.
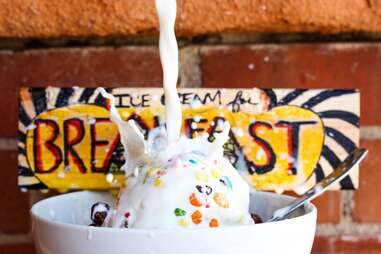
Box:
98;88;254;229
111;150;253;229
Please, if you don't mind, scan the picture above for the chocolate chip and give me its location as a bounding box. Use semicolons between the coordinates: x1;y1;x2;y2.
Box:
205;185;212;195
251;213;263;224
90;202;111;227
124;220;129;228
196;185;203;193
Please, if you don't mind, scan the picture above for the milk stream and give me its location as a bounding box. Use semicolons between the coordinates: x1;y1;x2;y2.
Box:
155;0;182;145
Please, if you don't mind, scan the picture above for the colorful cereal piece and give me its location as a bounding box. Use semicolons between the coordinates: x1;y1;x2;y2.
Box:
154;178;164;187
223;176;233;190
195;172;209;182
211;169;220;179
189;193;203;207
191;210;202;224
174;208;186;217
209;218;219;228
205;185;212;195
178;219;189;228
213;193;229;208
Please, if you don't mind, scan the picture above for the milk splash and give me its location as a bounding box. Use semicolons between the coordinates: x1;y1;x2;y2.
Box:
98;0;231;176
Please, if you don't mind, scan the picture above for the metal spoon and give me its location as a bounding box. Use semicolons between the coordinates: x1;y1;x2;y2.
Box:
268;148;368;222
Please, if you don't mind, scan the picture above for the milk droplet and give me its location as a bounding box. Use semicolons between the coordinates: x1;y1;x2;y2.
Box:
264;56;270;62
193;115;202;122
64;165;71;172
57;171;65;179
256;150;265;160
248;63;255;69
233;127;244;137
20;187;28;192
122;111;130;118
190;99;202;109
88;118;96;125
106;173;114;183
26;124;36;130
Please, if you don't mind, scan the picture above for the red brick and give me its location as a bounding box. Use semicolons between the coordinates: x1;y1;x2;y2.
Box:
353;139;381;223
201;44;381;125
0;0;381;38
0;151;30;233
312;235;381;254
312;192;341;224
0;47;162;137
0;244;35;254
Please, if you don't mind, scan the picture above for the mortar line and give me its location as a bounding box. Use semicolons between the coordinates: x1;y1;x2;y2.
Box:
3;33;381;51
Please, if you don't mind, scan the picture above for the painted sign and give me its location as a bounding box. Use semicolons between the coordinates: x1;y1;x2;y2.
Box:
18;87;359;192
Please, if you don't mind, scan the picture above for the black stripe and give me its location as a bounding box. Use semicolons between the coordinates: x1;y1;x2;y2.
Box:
30;88;47;115
19;183;48;190
325;127;357;154
79;88;96;103
301;89;356;109
321;145;355;189
277;89;307;106
18;166;34;176
314;163;325;183
18;131;26;143
55;88;74;107
19;105;32;126
319;110;359;127
94;88;112;107
262;89;277;109
18;146;26;156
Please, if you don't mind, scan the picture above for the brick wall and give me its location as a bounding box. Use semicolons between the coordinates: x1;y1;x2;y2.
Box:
0;42;380;254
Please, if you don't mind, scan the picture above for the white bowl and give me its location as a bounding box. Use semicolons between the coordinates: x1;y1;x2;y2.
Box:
31;191;317;254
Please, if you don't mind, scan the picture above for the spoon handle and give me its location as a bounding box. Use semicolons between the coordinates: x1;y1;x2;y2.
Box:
268;148;368;222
